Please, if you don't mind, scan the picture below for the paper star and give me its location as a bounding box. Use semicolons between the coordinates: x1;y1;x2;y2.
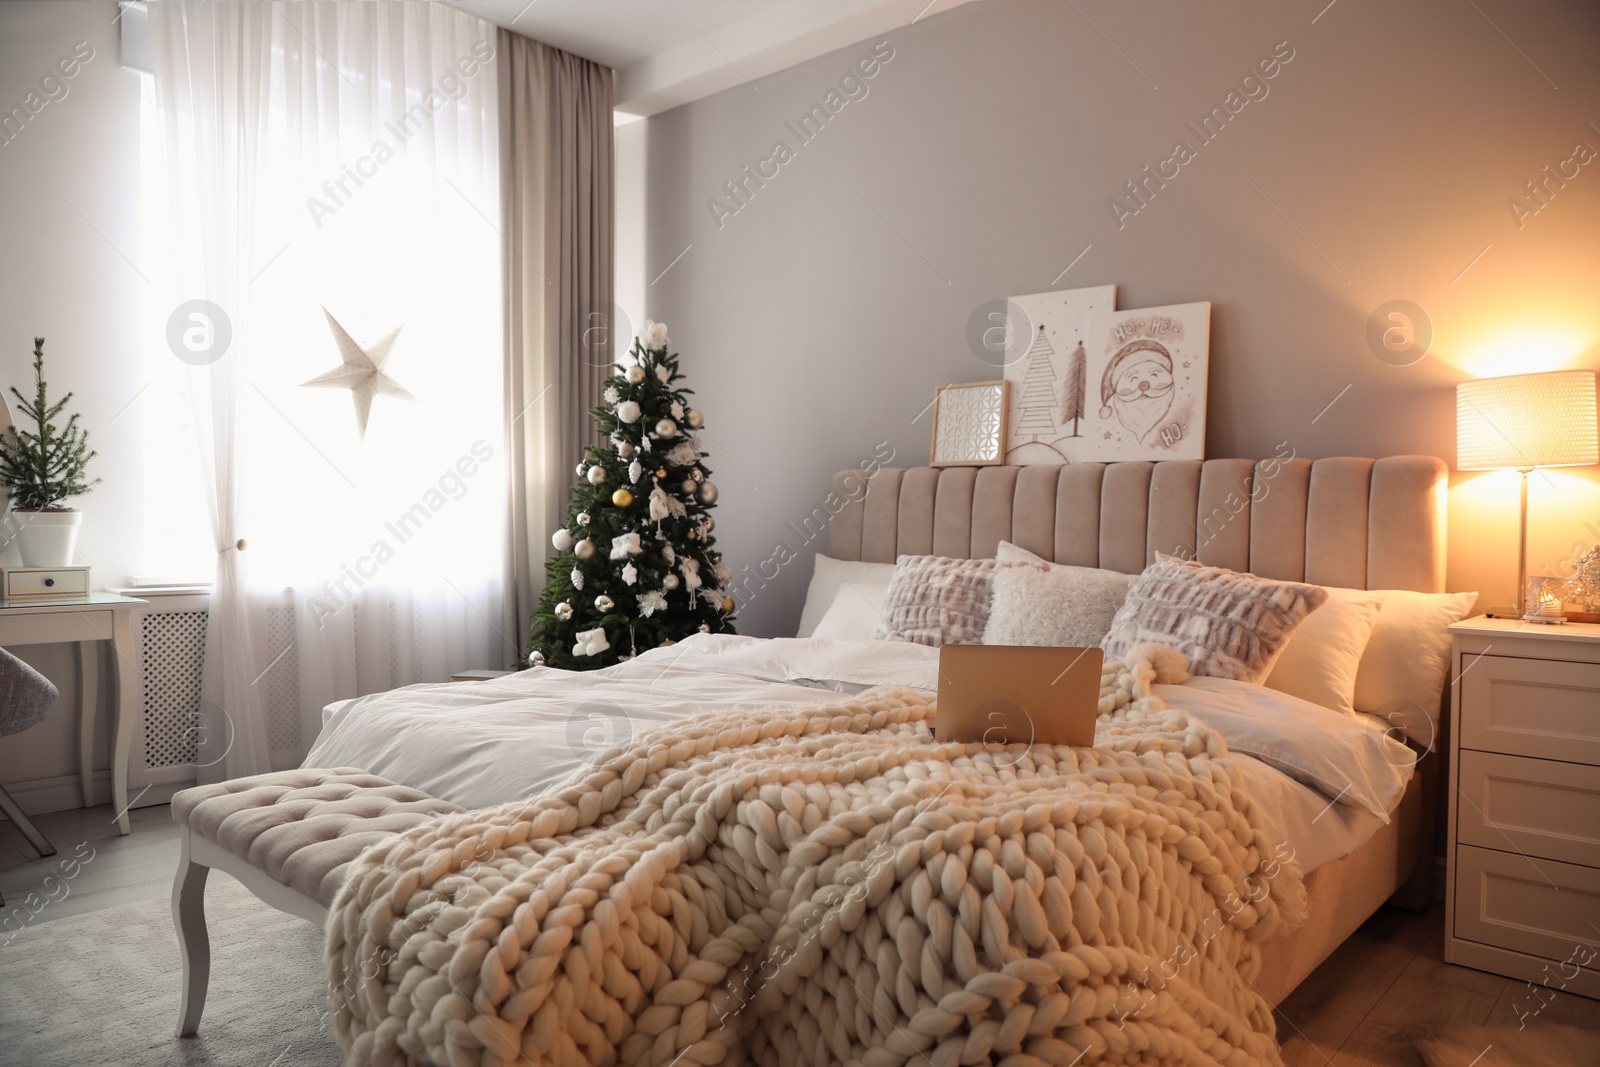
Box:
302;309;414;437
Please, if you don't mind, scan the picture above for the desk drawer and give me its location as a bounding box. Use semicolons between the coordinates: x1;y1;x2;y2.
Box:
1455;844;1600;962
4;566;89;598
1459;654;1600;764
1458;750;1600;866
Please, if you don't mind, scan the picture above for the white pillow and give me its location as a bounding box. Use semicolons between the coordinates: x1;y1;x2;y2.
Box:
996;540;1050;565
1353;589;1479;743
811;581;892;641
983;561;1133;648
796;555;898;638
1265;587;1383;717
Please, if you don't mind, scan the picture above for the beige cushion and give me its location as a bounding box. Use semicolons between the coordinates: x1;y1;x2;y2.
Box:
875;554;997;645
1265;586;1384;716
1103;555;1329;682
172;768;461;907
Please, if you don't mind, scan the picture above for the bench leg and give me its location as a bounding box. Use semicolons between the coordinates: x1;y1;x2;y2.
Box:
172;831;211;1037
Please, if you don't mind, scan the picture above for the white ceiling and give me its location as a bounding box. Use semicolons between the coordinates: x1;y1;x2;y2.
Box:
452;0;980;116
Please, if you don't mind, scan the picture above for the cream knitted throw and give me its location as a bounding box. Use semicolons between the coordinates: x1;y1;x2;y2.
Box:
327;647;1306;1067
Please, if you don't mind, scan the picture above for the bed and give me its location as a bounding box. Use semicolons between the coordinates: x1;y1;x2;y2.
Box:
300;454;1452;1067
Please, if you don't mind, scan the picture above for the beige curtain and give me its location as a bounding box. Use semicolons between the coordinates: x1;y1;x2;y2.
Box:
499;29;614;653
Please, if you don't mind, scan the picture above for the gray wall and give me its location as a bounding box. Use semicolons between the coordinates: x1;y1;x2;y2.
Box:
643;0;1600;636
0;3;143;806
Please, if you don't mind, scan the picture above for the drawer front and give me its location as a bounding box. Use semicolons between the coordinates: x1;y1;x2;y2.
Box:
1455;844;1600;962
1459;751;1600;866
0;608;111;645
5;567;89;597
1459;653;1600;764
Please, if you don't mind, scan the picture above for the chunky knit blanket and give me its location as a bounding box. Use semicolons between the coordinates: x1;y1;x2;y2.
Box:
327;648;1305;1067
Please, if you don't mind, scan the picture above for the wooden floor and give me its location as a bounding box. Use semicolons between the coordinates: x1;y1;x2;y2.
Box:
5;803;1599;1064
1276;897;1600;1066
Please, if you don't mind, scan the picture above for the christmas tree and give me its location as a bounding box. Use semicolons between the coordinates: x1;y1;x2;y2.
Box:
1059;341;1087;438
526;321;736;670
1013;326;1058;438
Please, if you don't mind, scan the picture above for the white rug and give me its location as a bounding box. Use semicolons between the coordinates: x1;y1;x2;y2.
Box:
0;875;341;1066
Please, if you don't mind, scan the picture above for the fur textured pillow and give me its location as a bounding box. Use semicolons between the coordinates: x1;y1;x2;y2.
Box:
874;554;997;646
1102;555;1329;682
983;561;1134;648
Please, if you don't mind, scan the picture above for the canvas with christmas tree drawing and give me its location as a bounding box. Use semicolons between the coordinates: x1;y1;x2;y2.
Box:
1001;285;1116;464
527;321;736;669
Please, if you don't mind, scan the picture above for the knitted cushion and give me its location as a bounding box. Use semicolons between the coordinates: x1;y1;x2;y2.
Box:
874;554;998;645
1102;554;1329;682
172;768;462;907
0;647;58;737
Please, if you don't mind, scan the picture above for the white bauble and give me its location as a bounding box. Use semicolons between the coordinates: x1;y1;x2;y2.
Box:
626;365;646;384
615;400;642;424
595;595;614;612
554;601;573;620
528;650;545;666
575;461;588;477
663;573;680;590
655;419;677;438
552;528;574;552
587;466;607;485
687;409;704;428
576;512;590;526
574;538;595;560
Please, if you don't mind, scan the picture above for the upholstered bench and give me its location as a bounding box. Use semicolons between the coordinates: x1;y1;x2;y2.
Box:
170;768;461;1037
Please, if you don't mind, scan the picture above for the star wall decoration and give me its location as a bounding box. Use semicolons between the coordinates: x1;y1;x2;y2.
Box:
301;308;414;438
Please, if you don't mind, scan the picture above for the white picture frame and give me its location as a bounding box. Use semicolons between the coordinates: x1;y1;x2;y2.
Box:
929;381;1010;467
1001;285;1117;465
1077;302;1210;462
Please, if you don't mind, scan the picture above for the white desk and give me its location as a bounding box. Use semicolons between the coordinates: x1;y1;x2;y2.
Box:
0;592;146;834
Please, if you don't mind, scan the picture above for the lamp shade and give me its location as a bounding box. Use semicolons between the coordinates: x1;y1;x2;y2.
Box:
1456;369;1599;470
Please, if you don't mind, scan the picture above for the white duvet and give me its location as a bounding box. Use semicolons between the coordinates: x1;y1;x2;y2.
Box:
305;634;1417;872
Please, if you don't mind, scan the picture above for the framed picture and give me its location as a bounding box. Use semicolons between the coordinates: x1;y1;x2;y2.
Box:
1002;285;1117;465
930;381;1009;467
1078;302;1210;462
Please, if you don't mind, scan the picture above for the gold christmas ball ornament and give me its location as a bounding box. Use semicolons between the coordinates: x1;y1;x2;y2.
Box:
626;365;646;384
663;573;680;590
655;418;678;438
722;595;735;613
574;538;595;560
611;488;634;508
705;516;714;531
696;481;718;505
691;468;704;483
687;409;704;428
681;478;697;495
656;467;668;479
618;442;636;459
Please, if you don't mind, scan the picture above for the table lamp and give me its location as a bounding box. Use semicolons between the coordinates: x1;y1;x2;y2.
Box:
1456;368;1599;619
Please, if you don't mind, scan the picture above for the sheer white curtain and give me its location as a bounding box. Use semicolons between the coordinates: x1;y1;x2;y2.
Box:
150;3;508;778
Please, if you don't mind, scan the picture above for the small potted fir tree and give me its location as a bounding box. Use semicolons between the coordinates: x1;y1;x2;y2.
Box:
0;338;100;567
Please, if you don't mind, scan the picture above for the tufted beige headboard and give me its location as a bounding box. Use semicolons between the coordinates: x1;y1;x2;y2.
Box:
829;456;1447;593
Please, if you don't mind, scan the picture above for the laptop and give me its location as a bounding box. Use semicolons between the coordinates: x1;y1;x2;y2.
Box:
935;644;1105;748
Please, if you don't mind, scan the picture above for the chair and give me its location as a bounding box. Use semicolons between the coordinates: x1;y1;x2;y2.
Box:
0;647;60;903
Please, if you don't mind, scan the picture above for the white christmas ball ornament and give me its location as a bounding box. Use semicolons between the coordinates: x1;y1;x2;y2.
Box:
655;419;677;438
697;481;718;505
663;573;680;590
574;538;595;560
615;400;642;424
595;595;614;612
552;528;574;552
587;466;607;485
576;512;590;526
555;602;573;620
528;650;545;666
626;365;646;384
575;461;588;477
687;409;704;429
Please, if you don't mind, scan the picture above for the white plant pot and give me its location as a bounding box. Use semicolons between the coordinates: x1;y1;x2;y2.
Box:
13;509;83;567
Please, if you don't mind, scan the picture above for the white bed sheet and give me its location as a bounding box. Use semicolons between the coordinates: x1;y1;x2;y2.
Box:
305;634;1413;872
